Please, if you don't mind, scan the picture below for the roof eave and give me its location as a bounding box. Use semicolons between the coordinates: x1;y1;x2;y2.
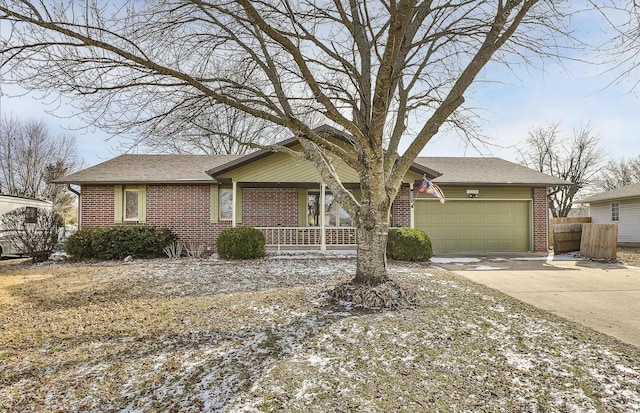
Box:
53;179;220;185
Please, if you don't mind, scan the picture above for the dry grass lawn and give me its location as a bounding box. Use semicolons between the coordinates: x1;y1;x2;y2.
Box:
1;255;639;412
618;247;640;267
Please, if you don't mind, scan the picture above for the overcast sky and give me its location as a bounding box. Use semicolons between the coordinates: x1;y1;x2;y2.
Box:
1;4;639;168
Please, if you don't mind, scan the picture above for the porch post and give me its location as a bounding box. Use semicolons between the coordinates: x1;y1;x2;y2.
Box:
320;182;326;250
231;180;237;227
410;182;415;228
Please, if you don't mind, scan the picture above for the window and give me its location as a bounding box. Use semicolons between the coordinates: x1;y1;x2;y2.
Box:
307;191;352;227
611;202;620;222
115;185;146;223
219;188;233;221
24;207;38;224
124;188;139;221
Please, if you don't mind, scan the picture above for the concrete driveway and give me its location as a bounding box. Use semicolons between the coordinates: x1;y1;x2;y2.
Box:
432;252;640;348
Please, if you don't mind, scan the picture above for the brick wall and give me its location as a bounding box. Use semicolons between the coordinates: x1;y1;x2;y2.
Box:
79;184;300;251
243;188;299;227
80;185;115;227
533;187;549;252
392;185;411;227
146;184;231;247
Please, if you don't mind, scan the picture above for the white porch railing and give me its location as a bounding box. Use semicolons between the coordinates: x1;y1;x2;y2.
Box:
258;227;357;250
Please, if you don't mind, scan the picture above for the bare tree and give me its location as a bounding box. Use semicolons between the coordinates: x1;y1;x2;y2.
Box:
135;104;287;155
519;123;605;217
0;1;603;285
0;116;81;217
596;156;640;191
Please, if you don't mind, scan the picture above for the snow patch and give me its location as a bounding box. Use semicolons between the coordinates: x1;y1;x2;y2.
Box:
430;257;481;264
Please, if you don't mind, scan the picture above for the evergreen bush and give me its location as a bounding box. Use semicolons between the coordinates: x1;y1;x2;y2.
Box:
64;226;178;260
386;227;433;262
64;228;95;260
216;227;266;259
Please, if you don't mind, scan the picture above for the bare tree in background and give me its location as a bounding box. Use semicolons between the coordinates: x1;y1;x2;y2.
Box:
596;156;640;191
0;116;81;219
0;1;617;286
519;123;605;217
137;104;286;155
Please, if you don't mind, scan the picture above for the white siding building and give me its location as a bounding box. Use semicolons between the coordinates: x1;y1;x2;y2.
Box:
582;183;640;246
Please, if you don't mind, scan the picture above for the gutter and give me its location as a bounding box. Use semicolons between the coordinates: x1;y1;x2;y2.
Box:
66;184;81;227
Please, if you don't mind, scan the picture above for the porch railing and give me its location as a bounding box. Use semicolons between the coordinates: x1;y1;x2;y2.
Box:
257;227;357;250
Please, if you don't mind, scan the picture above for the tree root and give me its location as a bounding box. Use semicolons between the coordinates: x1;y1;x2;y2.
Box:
329;279;419;310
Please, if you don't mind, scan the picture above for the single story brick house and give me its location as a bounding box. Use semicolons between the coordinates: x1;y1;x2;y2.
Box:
580;183;640;247
56;132;568;253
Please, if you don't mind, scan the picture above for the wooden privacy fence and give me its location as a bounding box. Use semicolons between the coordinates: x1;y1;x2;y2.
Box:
553;223;584;253
549;217;591;247
580;224;618;261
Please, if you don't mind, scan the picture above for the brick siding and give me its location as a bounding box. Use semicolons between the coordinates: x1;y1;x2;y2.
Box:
79;185;115;227
146;184;230;248
392;185;411;227
532;187;549;252
242;188;299;227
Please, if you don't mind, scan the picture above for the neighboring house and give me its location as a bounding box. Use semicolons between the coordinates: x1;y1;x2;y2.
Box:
55;129;568;253
580;183;640;247
0;194;53;257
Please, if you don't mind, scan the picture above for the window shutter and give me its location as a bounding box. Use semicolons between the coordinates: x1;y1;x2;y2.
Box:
235;187;243;224
138;185;147;223
210;185;219;223
298;189;307;227
114;185;123;223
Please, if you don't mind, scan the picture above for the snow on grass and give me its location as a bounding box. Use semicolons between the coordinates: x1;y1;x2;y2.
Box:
470;265;508;271
430;257;481;264
1;257;640;412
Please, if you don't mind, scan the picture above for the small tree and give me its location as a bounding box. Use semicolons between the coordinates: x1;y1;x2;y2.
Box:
0;207;62;262
519;123;605;217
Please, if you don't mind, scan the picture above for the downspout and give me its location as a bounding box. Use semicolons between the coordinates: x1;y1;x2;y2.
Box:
66;184;81;227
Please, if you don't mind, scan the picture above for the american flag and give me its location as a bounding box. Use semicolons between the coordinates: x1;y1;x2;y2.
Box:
418;177;445;204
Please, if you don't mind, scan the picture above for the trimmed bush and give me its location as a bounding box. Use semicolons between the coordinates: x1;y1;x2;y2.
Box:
386;227;433;262
64;226;178;260
64;228;95;260
216;227;266;259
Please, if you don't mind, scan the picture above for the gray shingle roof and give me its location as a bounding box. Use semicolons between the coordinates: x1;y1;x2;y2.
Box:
56;153;570;187
414;157;570;186
580;182;640;203
55;154;240;184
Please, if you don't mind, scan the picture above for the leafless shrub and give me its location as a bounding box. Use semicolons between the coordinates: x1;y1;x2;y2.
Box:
0;207;62;262
162;241;183;259
184;241;206;258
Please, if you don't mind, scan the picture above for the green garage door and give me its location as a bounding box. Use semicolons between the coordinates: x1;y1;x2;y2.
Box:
415;200;530;252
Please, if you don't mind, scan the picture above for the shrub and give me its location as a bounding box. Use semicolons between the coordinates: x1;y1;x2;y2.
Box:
0;207;62;263
64;228;95;260
64;226;178;260
216;227;266;259
386;227;433;262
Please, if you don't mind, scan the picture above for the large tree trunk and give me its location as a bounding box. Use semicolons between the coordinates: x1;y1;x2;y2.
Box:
353;200;391;286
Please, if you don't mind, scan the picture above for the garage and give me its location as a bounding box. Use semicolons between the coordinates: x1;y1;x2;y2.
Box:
415;199;531;252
